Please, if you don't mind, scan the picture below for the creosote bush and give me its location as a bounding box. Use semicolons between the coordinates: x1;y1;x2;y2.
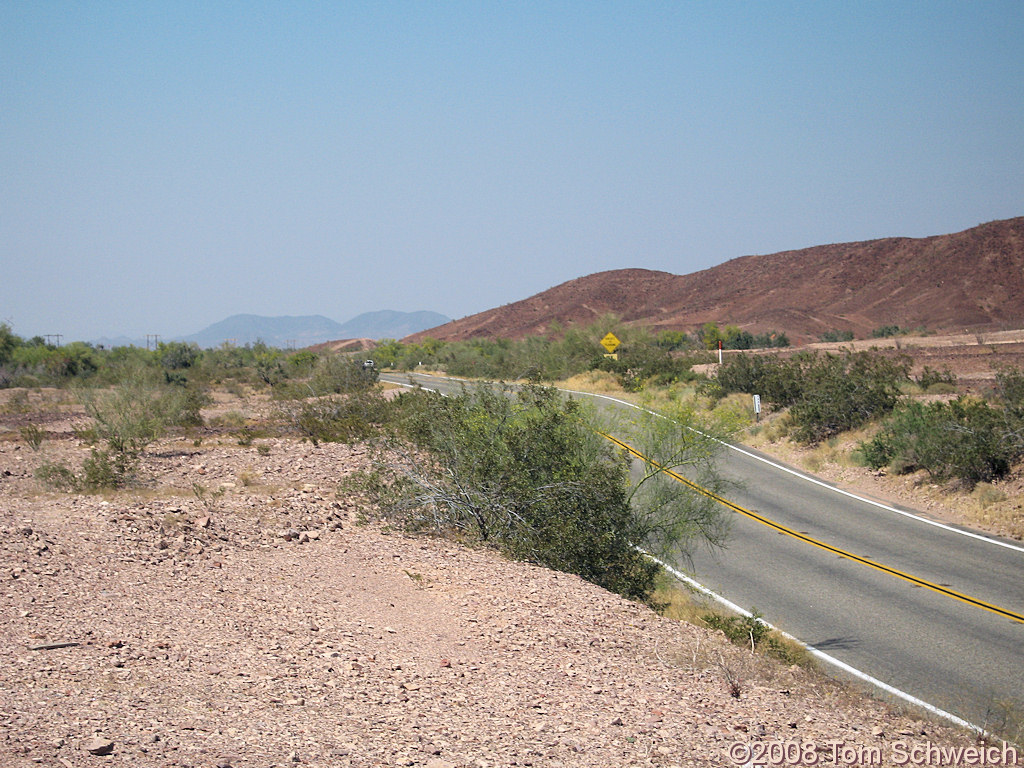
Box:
860;397;1021;487
36;367;207;491
294;390;390;445
711;351;910;444
858;366;1024;488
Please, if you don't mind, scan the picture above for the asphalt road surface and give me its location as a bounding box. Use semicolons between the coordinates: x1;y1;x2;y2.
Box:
380;372;1024;730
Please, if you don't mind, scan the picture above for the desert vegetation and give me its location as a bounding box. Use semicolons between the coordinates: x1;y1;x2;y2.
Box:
369;318;787;391
707;348;1024;492
4;315;1023;577
2;322;735;606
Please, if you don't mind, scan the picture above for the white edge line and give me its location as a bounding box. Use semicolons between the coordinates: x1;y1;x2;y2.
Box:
652;554;986;736
386;375;989;735
558;387;1024;555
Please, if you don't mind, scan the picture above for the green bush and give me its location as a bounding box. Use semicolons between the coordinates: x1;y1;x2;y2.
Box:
158;341;201;370
0;323;19;367
915;366;956;391
49;368;206;490
378;385;667;600
788;353;908;443
714;351;909;444
860;398;1020;486
19;424;45;451
310;355;379;394
871;324;905;338
294;390;389;445
820;329;855;343
995;367;1024;422
702;609;804;664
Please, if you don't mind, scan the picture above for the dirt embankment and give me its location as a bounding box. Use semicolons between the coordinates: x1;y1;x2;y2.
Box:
0;395;981;767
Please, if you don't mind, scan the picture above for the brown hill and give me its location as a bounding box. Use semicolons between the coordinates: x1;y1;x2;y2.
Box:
406;217;1024;343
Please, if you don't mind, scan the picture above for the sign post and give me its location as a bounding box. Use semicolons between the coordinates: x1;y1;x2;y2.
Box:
600;332;621;360
753;394;762;422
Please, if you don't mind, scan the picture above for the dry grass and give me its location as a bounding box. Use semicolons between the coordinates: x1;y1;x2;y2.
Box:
652;572;812;669
559;369;627;395
966;482;1024;540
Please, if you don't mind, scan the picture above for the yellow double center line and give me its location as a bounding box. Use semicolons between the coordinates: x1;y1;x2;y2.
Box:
600;431;1024;625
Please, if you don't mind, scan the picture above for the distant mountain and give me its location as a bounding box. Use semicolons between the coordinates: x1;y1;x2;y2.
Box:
335;310;450;340
181;315;347;349
176;310;452;349
405;217;1024;343
93;334;148;349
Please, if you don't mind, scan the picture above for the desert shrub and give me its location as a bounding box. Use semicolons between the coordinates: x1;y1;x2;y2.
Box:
293;390;390;445
56;368;204;489
915;366;957;392
310;355;379;394
209;410;247;429
820;329;855;342
714;352;909;444
703;609;771;648
787;353;909;443
702;609;805;665
860;398;1020;486
596;343;685;391
34;461;79;491
698;323;789;351
377;385;671;600
871;324;905;338
971;482;1007;508
158;341;201;370
994;367;1024;422
654;330;693;351
19;423;45;451
287;349;318;375
0;323;20;367
710;353;777;401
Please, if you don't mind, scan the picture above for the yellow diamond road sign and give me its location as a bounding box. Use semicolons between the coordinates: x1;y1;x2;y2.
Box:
600;332;621;353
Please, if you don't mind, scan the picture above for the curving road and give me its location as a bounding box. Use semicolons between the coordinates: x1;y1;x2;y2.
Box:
380;372;1024;730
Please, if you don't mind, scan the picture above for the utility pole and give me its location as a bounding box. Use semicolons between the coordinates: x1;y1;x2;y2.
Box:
44;334;63;348
145;334;161;351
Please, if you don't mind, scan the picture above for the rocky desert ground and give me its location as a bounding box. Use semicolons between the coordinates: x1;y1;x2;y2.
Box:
1;388;999;767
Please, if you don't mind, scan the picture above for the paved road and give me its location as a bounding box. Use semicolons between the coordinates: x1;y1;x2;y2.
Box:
380;372;1024;729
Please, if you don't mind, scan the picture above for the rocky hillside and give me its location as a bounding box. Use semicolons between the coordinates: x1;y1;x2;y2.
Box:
406;217;1024;342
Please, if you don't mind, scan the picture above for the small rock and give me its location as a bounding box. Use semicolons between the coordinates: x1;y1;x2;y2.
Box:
195;516;211;529
83;737;114;755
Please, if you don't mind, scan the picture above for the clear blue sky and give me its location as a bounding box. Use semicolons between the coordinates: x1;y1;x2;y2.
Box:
3;1;1023;341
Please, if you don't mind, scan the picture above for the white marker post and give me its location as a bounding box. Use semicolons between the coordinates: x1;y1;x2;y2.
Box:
753;394;761;422
718;339;723;365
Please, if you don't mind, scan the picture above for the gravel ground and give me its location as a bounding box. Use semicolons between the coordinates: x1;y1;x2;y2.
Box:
0;420;985;767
